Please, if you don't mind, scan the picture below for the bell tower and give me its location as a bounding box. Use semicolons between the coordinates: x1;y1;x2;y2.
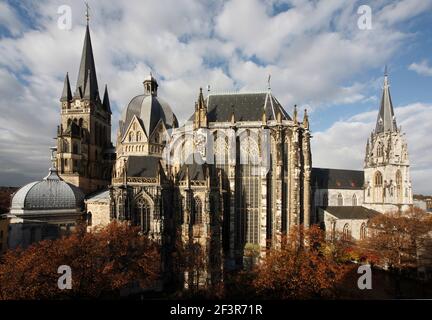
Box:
363;68;413;212
56;8;113;195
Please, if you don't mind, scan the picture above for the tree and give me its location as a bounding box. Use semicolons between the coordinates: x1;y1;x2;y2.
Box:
363;207;432;295
0;221;161;300
250;225;350;299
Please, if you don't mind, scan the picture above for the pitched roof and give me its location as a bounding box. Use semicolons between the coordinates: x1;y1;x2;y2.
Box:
312;168;364;190
188;92;291;123
323;206;380;220
126;156;161;178
375;72;397;133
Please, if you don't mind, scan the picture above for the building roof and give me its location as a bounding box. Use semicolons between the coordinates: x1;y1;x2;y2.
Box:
126;156;161;178
188;92;291;123
323;206;380;220
120;93;178;138
86;189;110;202
74;25;99;101
177;154;207;181
312;168;364;190
10;169;85;212
375;70;397;134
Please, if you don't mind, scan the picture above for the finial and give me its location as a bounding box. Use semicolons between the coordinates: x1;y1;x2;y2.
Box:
267;74;271;91
303;109;309;129
85;2;90;25
293;104;298;124
384;65;388;77
207;85;211;93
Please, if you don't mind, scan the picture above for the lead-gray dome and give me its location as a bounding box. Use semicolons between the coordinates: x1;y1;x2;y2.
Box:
11;169;85;212
119;74;178;137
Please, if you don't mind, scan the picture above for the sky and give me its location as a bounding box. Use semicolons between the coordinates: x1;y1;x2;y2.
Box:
0;0;431;194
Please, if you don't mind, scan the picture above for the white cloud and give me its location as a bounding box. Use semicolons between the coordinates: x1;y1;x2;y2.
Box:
0;0;431;187
312;103;432;194
409;60;432;77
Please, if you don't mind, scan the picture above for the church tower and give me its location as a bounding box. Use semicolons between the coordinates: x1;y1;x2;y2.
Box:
56;12;113;195
363;68;413;212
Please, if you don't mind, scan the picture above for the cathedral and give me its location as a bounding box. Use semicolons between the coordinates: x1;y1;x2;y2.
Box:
2;17;413;286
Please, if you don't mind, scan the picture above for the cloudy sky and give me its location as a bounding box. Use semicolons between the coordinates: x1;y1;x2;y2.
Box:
0;0;431;194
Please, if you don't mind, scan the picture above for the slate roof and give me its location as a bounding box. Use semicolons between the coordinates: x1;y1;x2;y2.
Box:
126;156;161;178
375;72;397;133
188;92;291;123
312;168;364;190
74;25;99;101
120;94;178;137
323;206;380;220
177;153;207;181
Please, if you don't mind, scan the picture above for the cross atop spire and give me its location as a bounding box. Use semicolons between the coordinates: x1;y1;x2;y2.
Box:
85;2;90;25
267;74;271;91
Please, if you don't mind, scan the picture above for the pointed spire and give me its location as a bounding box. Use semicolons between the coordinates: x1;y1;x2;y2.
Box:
375;67;397;133
198;87;205;108
303;109;309;130
293;105;298;124
74;23;99;100
103;84;112;114
60;73;72;102
84;69;92;99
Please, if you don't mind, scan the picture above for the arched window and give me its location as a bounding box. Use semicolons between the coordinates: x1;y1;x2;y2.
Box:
79;118;83;127
136;131;141;142
73;143;78;154
377;142;383;157
396;170;402;201
87;212;92;227
352;194;358;206
323;193;328;207
193;197;203;224
342;223;351;241
129;132;133;142
374;171;383;186
134;198;151;233
360;223;367;240
337;193;344;206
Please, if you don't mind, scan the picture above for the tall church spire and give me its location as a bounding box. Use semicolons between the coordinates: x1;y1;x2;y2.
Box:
74;20;99;100
60;73;72;102
375;67;397;134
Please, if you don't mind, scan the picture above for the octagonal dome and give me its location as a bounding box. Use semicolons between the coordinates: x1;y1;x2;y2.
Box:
119;74;178;137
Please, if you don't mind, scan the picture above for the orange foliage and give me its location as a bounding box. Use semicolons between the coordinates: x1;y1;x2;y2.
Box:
0;221;161;300
251;225;350;299
363;207;432;271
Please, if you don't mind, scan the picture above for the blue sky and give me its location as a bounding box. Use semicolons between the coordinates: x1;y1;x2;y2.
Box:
0;0;431;194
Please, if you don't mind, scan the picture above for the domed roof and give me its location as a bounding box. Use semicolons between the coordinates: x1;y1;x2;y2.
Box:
120;75;178;137
11;169;85;212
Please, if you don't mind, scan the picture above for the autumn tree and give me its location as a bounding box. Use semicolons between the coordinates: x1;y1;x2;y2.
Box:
0;221;161;300
249;225;350;299
362;207;432;295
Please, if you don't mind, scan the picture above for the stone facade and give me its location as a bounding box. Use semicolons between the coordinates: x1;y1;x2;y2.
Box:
56;25;114;195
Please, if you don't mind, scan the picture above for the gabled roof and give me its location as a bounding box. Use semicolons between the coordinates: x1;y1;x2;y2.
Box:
312;168;364;190
323;206;380;220
188;92;291;123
